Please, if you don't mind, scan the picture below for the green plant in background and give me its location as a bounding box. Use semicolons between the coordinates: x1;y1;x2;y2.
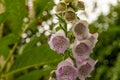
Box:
0;0;59;80
0;0;120;80
87;1;120;80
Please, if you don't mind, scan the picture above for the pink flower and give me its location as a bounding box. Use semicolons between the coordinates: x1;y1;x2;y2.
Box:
72;39;92;59
48;30;69;54
77;58;97;80
88;33;98;48
72;20;90;40
56;58;77;80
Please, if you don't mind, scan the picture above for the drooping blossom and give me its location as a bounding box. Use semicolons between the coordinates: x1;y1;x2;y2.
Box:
72;20;90;40
56;58;77;80
72;39;92;59
88;33;98;48
77;58;97;80
48;30;69;54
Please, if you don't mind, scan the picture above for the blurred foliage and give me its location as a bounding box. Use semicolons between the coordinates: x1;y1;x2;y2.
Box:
87;1;120;80
0;0;120;80
0;0;59;80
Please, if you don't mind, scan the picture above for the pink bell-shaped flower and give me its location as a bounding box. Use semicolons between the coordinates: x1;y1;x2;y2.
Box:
77;58;97;80
48;30;69;54
56;58;77;80
72;20;90;40
88;33;98;48
72;39;92;59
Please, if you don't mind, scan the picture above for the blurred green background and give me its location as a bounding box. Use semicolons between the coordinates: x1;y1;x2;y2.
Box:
88;1;120;80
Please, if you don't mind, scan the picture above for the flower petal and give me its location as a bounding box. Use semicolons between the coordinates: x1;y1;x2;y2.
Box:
48;30;69;54
72;39;92;59
77;58;97;80
88;33;98;48
56;58;77;80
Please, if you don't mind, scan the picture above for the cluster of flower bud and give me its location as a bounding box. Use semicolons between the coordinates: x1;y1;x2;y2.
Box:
55;0;85;22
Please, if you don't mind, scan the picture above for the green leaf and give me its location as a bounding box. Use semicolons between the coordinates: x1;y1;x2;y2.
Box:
4;0;28;34
0;0;27;59
0;46;10;59
15;69;48;80
111;53;120;80
34;0;53;16
19;35;47;54
5;45;62;76
0;12;7;24
0;33;20;59
0;33;20;45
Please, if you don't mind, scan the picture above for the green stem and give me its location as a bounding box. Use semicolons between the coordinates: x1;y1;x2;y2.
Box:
59;24;66;32
0;43;18;74
55;14;67;36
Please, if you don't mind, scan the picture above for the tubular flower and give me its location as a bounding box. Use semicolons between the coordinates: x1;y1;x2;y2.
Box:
77;58;97;80
72;20;90;40
56;58;77;80
55;1;67;13
88;33;98;48
48;30;69;54
72;39;92;59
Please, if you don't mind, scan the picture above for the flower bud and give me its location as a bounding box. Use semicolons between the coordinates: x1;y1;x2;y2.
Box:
72;39;92;59
55;1;67;13
77;58;97;80
63;0;74;3
48;30;69;54
75;0;85;10
88;33;98;48
64;8;76;22
72;20;90;40
56;58;77;80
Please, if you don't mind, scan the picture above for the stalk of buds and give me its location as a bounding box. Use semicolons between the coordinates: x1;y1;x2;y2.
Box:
48;0;98;80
